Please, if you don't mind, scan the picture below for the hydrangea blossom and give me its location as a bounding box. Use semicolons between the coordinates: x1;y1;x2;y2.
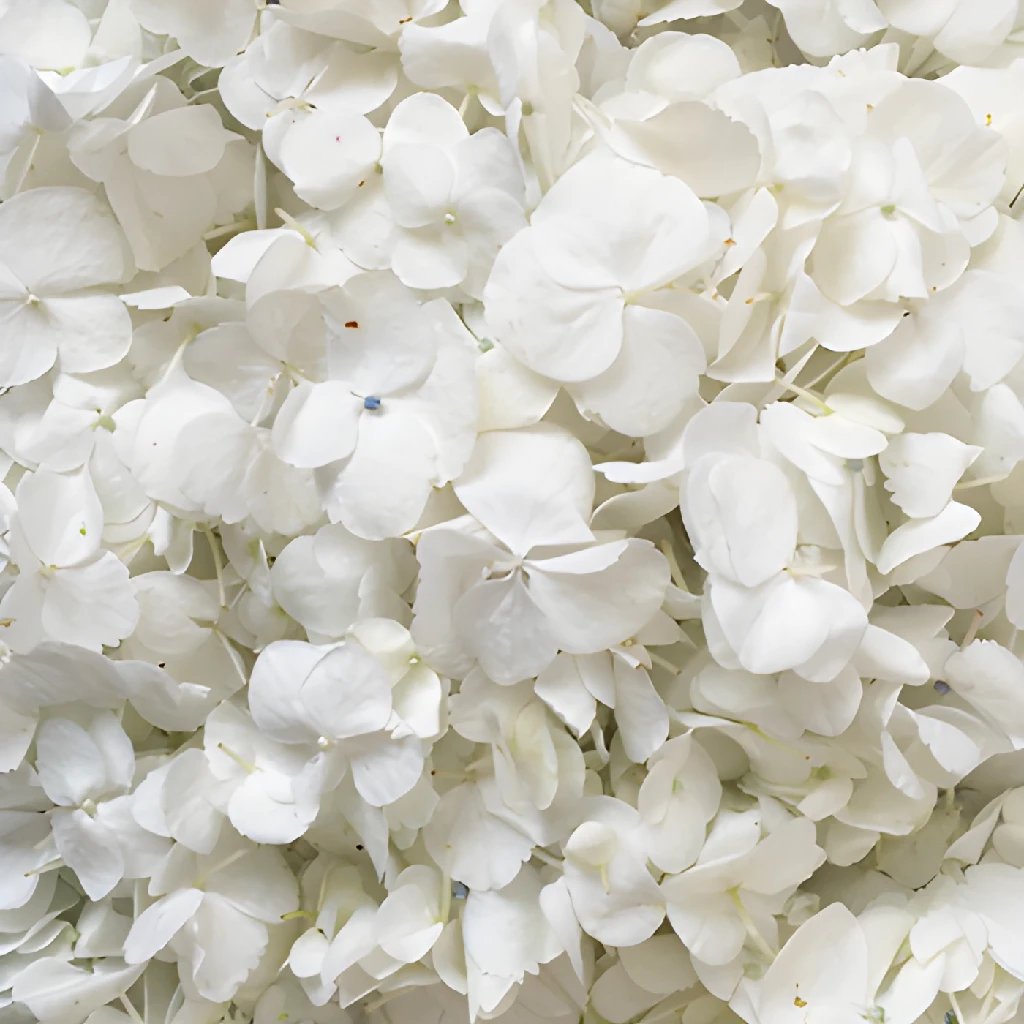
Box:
0;3;1022;1024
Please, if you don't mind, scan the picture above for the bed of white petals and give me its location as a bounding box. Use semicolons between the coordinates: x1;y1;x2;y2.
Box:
1;1;1024;1023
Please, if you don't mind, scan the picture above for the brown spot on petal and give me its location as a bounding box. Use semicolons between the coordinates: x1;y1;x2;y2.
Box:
345;321;359;329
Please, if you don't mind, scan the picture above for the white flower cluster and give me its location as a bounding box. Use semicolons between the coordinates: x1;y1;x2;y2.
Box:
2;2;1024;1024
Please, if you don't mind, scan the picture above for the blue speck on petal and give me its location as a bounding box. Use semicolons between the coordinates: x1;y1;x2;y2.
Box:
363;395;382;410
451;881;469;900
934;680;951;695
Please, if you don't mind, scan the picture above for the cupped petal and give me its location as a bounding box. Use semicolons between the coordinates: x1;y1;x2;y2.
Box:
683;455;798;587
707;574;864;678
50;810;125;901
391;227;468;290
350;735;424;807
128;0;255;67
453;575;559;685
483;229;624;383
569;306;705;437
127;106;234;177
15;468;102;567
302;641;393;739
384;91;469;150
272;381;363;469
124;888;204;964
322;272;436;394
609;101;761;199
270;110;381;211
811;210;897;307
47;293;133;375
189;896;268;1003
384;143;457;228
227;772;320;845
453;425;595;557
531;152;712;291
875;501;981;576
527;540;670;654
0;187;132;293
326;405;438;540
758;903;868;1024
248;640;327;743
0;298;59;386
35;717;107;807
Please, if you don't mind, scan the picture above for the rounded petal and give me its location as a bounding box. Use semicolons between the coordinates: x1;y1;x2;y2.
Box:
271;110;381;211
124;888;204;964
454;425;595;556
875;501;981;576
35;718;107;807
483;229;624;383
302;641;393;739
47;294;133;374
384;92;468;150
50;810;124;901
570;306;705;437
0;187;132;292
527;540;670;654
531;152;712;291
453;575;559;685
127;106;234;177
272;381;363;469
326;406;437;540
350;736;424;807
759;903;868;1023
15;469;102;567
248;640;326;742
683;455;798;587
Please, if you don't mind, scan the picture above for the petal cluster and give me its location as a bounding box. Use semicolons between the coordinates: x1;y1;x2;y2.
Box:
1;4;1024;1024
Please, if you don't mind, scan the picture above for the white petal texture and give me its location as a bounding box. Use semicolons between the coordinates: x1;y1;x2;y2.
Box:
1;9;1023;1024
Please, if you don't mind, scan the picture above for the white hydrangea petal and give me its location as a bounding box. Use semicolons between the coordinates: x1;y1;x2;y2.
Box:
483;229;625;384
0;187;132;293
569;306;705;437
124;889;204;964
271;110;381;211
272;381;363;470
454;425;595;556
875;501;981;575
127;106;234;177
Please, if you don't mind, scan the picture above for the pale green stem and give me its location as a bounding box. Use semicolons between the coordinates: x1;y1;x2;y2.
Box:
728;887;775;959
